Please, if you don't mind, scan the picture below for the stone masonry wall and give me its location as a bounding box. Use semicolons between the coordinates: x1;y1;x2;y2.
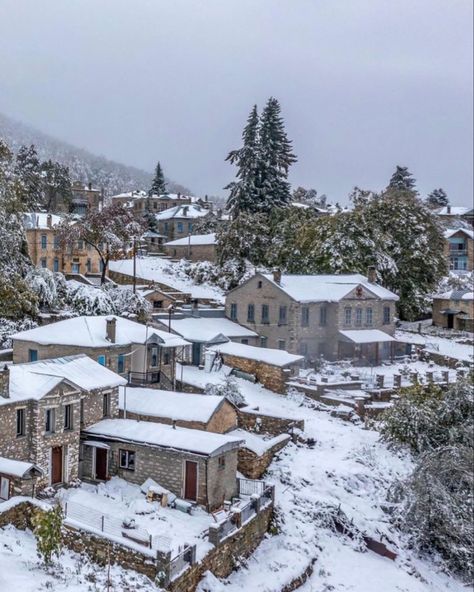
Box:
165;243;217;263
237;437;290;479
236;408;304;436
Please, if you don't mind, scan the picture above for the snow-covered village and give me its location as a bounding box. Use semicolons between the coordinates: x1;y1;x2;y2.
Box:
0;2;473;592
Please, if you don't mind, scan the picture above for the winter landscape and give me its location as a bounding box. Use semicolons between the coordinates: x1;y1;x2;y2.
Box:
0;2;473;591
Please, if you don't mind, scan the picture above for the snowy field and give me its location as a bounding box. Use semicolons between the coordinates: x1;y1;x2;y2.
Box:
109;257;224;302
0;523;159;592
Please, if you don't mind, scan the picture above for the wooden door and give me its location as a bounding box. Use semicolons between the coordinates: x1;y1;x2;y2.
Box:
51;446;63;485
184;461;198;501
95;448;108;481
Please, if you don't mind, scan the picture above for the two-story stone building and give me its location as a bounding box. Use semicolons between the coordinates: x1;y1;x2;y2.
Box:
444;228;474;272
155;204;211;241
0;354;126;498
225;270;399;364
164;233;217;262
23;212;103;276
11;315;190;389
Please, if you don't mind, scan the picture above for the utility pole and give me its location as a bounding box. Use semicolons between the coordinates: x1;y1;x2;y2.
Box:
132;236;137;294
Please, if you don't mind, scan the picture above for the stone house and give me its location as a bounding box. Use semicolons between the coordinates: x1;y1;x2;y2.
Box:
155;204;211;241
109;190;148;208
141;230;167;254
71;181;102;215
432;288;474;331
164;233;217;262
436;205;474;229
225;270;399;364
81;418;243;511
444;228;474;272
11;315;190;389
0;355;126;497
118;387;238;433
155;314;258;366
208;341;304;394
133;193;193;215
23;212;103;275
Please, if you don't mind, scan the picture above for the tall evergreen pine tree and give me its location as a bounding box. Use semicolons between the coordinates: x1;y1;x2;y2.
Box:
225;105;261;217
149;161;167;196
258;97;297;212
388;165;417;193
426;188;449;208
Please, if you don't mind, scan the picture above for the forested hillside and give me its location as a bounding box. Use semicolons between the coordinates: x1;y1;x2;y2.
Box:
0;112;189;195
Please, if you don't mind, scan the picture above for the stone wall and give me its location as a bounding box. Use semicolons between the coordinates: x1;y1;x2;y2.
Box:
165;243;217;263
170;505;273;592
218;352;299;394
238;436;290;479
237;408;304;436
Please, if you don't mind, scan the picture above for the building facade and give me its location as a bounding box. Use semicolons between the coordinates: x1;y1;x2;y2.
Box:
444;228;474;272
164;233;217;262
432;289;474;331
225;270;399;364
155;204;211;241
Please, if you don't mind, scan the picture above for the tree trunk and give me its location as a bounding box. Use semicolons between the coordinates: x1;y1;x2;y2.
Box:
100;258;108;285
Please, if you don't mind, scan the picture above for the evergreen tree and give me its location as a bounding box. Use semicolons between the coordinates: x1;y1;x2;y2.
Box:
41;159;73;212
15;144;44;209
388;165;417;193
426;188;449;208
225;105;261;217
258;97;297;211
32;504;63;565
149;161;167;196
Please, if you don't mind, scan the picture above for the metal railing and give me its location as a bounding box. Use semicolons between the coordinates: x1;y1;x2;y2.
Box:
169;546;195;581
237;477;265;497
240;498;257;524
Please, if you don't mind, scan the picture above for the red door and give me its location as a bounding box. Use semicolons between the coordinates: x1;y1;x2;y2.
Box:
95;448;108;481
184;461;198;501
51;446;63;485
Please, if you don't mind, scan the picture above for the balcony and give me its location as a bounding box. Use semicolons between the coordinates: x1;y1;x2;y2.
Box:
128;370;160;385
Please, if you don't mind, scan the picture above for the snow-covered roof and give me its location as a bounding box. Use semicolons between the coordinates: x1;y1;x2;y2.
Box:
260;273;399;303
84;418;243;456
110;190;147;199
23;212;64;229
155;204;210;220
338;329;396;344
209;341;304;367
433;289;474;301
142;230;166;239
437;206;472;216
11;316;190;349
108;258;224;302
165;317;257;343
0;457;43;479
164;233;216;247
119;386;227;423
444;227;474;240
230;429;290;456
6;354;126;404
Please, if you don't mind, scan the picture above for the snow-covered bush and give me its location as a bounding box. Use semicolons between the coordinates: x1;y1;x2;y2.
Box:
25;267;59;309
65;281;115;315
0;317;38;349
178;258;253;291
103;284;151;321
205;377;246;407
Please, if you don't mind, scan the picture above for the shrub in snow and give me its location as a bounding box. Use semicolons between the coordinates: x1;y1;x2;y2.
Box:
32;503;63;565
65;281;115;315
0;316;38;349
103;284;151;321
382;380;474;580
25;267;58;309
205;377;246;407
178;258;253;291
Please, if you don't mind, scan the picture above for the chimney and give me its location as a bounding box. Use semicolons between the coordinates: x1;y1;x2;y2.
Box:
172;420;176;429
106;316;117;343
46;214;52;228
205;194;208;202
183;206;189;217
447;205;451;214
88;182;92;191
273;269;282;284
177;192;181;200
0;365;9;399
367;266;377;283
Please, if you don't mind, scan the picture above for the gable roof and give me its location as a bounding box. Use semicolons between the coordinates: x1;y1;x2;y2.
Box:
209;341;304;367
433;289;474;301
444;227;474;240
0;457;43;479
84;418;242;457
155;204;209;221
118;386;228;423
437;206;472;216
11;316;189;349
5;354;126;404
164;233;216;247
257;273;398;303
163;317;257;343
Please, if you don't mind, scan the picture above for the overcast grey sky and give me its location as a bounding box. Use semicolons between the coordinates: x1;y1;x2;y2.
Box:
0;0;472;204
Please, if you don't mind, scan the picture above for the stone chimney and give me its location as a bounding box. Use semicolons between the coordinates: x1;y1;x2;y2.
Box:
367;266;376;283
183;206;189;217
447;205;451;214
106;316;117;343
46;214;52;229
0;365;9;398
88;182;92;191
272;269;282;285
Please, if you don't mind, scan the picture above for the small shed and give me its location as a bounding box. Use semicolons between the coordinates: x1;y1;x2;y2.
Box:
0;457;43;500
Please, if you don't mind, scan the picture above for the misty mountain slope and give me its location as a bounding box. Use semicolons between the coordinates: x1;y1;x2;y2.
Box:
0;112;190;196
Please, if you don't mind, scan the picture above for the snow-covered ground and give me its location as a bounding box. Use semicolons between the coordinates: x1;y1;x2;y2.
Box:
191;370;466;592
396;329;474;363
109;257;224;302
0;523;159;592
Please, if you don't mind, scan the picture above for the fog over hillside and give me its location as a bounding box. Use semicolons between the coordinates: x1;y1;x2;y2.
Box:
0;112;191;196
